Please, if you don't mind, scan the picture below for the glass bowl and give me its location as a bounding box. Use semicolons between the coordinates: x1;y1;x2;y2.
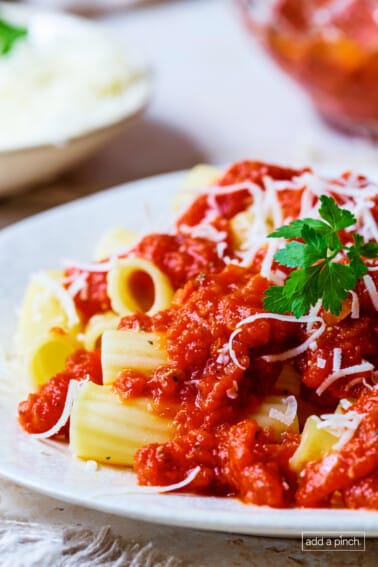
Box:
240;0;378;137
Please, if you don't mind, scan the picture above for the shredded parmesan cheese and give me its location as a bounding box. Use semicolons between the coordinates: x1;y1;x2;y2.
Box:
316;361;374;396
269;395;297;426
317;410;365;450
182;168;378;279
332;348;342;372
66;271;88;297
62;258;116;273
362;378;378;391
228;313;326;369
30;379;83;439
180;221;227;243
98;466;201;496
349;290;360;319
32;272;79;327
339;398;353;410
363;275;378;311
85;460;99;472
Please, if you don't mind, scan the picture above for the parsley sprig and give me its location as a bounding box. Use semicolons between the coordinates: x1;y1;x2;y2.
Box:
263;195;378;318
0;17;27;56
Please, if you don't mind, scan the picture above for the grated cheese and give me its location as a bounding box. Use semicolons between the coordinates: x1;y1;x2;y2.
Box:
317;410;365;450
179;220;227;243
269;395;297;426
317;357;326;369
316;361;374;396
306;300;322;333
62;257;116;273
0;21;149;152
363;275;378;311
228;313;326;369
226;380;239;400
362;378;378;391
66;271;88;297
30;379;84;439
98;466;201;496
85;460;99;472
32;272;79;327
183;168;378;279
215;241;228;261
332;348;342;372
339;398;352;410
349;290;360;319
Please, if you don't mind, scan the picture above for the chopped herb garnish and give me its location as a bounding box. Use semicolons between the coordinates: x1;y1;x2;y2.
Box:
264;195;378;318
0;17;28;56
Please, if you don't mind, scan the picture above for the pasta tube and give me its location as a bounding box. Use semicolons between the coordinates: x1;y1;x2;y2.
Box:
70;382;174;465
82;311;119;351
94;228;138;260
27;328;80;388
101;329;168;385
17;270;81;351
174;164;221;212
274;364;301;396
289;415;339;473
230;210;256;250
107;257;174;317
250;395;299;438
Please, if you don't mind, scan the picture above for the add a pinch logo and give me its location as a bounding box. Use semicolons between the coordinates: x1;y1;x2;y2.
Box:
301;532;365;552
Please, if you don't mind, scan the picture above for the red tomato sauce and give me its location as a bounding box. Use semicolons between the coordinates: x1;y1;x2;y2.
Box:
17;160;378;509
18;350;102;438
115;259;378;505
177;161;309;231
130;234;225;290
296;391;378;508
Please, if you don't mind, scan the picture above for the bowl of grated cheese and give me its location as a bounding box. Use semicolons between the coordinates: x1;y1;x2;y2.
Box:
0;2;150;195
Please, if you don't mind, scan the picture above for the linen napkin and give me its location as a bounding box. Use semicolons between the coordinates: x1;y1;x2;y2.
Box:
0;521;182;567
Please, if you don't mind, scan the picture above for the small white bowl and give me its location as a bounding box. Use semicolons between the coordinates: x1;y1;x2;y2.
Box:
0;3;150;196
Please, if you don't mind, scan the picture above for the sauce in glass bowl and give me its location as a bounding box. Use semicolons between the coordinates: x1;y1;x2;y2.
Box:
241;0;378;136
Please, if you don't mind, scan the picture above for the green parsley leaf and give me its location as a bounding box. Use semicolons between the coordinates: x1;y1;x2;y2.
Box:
318;194;356;231
347;236;368;280
273;241;306;268
0;18;28;56
283;265;324;318
301;225;328;258
263;195;378;317
263;285;292;314
317;263;357;314
268;218;329;239
353;233;378;259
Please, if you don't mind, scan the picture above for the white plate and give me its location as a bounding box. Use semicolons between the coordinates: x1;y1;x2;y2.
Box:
0;170;378;536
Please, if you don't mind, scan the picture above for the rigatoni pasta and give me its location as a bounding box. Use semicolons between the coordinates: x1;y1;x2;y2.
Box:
107;257;174;316
82;312;120;352
94;228;137;261
16;160;378;510
27;328;81;388
70;382;174;465
17;270;81;351
101;329;168;385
